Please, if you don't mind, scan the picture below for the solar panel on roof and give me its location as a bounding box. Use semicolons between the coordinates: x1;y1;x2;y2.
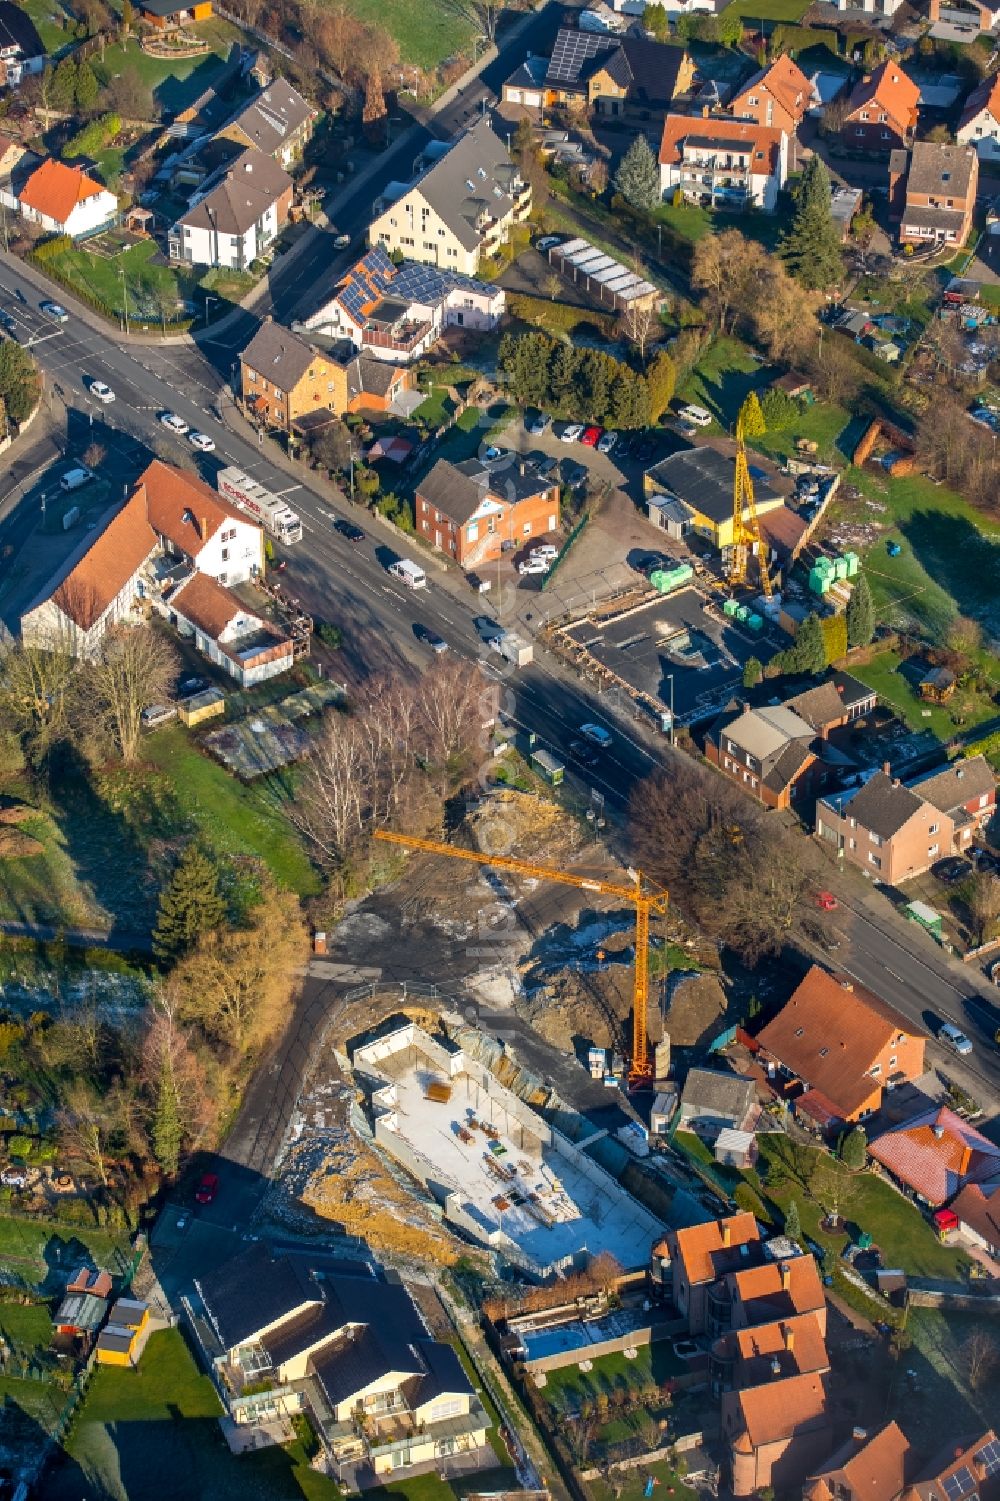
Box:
546;27;614;84
943;1468;976;1501
976;1443;1000;1478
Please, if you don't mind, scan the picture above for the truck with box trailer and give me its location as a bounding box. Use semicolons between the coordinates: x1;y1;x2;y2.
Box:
216;467;303;545
489;630;533;668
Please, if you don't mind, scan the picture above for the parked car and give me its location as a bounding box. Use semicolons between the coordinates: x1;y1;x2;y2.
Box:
579;722;613;749
814;891;839;911
678;404;712;427
160;412;190;435
633;436;656;463
188;431;215;452
518;556;549;576
559;423;584;443
580;426;602;447
938;1021;973;1057
89;380;115;404
932;857;969;885
333;232;351;249
141;703;177;730
40;301;68;322
971;847;1000;876
525;412;551;436
535;455;559;477
536;235;562;251
597;431;617;454
195;1171;219;1204
334;518;366;543
59;466;92;492
530;543;559;561
466;572;491;593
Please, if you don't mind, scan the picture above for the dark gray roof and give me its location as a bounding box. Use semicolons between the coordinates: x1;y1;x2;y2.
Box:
909;755;995;815
905;140;976;202
347;355;403;400
763;739;815;794
223;77;314;156
413;119;521;253
312;1325;423;1407
241;319;318;388
840;770;925;839
195;1243;318;1350
901;204;968;233
418;457;488;526
409;1338;469;1407
504;55;548;90
646;446;779;524
179;148;291;236
545;25;689;105
680;1067;755;1119
0;2;43;57
784;671;875;731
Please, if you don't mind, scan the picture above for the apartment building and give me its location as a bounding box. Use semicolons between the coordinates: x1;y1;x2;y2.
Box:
169;148;292;269
890;141;978;248
659;114;788;211
816;766;957;882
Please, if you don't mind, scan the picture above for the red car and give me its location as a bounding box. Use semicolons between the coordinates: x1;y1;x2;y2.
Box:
580;425;602;447
195;1171;219;1205
815;891;839;912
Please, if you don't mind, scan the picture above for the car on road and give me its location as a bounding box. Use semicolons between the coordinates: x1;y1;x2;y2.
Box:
195;1171;219;1204
525;412;551;436
938;1020;973;1057
815;891;839;911
160;412;190;435
334;518;366;543
579;722;613;749
415;624;448;653
536;235;562;251
932;857;969;885
559;423;584;443
580;426;602;447
473;615;503;642
89;380;115;404
597;430;617;455
333;232;351;249
40;301;68;322
0;309;15;332
568;738;600;769
518;556;549;576
188;431;215;452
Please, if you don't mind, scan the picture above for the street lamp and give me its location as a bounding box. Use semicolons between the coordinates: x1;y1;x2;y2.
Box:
666;672;675;747
118;266;129;336
204;295;216;327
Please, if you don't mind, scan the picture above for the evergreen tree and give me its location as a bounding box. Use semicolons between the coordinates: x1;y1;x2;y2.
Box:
739;390;766;439
840;1126;867;1170
784;1199;802;1241
120;0;133;32
645;349;676;421
614;135;660;213
153;1058;183;1176
50;56;77;111
153;844;225;964
548;341;579;408
779;156;844;291
846;570;875;648
743;656;763;689
778;613;825;676
75;59;99;112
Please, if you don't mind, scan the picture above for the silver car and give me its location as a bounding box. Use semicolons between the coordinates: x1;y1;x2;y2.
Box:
939;1021;973;1057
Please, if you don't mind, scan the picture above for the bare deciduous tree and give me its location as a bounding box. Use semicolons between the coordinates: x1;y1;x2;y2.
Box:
417;658;495;769
81;623;178;764
0;633;76;763
963;1329;999;1391
619;299;656;362
969;873;1000;947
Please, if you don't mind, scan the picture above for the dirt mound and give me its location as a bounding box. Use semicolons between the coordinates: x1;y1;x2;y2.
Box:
468;788;585;867
0;805;37;826
663;970;728;1047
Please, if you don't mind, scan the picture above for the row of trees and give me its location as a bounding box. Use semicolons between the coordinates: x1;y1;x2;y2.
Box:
499;332;675;430
690;229;820;364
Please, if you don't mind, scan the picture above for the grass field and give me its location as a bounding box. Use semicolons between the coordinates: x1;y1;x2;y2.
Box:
541;1342;684;1413
41;240;198;325
0;1301;53;1350
20;0;75;53
320;0;474;69
92;24;239;114
589;1460;697;1501
0;1215;132;1285
719;0;813;22
849;649;996;740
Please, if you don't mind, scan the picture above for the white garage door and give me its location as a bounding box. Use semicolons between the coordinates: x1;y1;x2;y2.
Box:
523;90;542;107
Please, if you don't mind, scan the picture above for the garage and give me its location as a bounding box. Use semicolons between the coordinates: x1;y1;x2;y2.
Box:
501;56;547;110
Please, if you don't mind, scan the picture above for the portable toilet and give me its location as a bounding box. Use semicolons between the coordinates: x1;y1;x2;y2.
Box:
834;556;849;581
723;598;739;618
844;551;859;577
748;613;763;632
736;604;750;623
808;566;827;596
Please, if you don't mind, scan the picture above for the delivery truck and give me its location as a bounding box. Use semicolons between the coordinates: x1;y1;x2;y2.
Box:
489;630;533;668
216;467;303;545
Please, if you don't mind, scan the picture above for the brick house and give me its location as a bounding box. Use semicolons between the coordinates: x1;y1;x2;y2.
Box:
723;1370;833;1498
841;61;919;154
651;1213;762;1334
239;319;411;429
415;456;559;569
868;1105;1000;1208
530;27;694;115
806;1421;914;1501
889;141;978;248
908;754;996;851
782;671;877;738
755;965;926;1128
704;701;822;810
815;766;956;883
722;1256;826;1337
711;1311;829;1397
730;53;812;136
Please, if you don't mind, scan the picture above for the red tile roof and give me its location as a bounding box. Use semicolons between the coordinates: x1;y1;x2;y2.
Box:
869;1106;1000;1207
51;494;157;631
670;1212;761;1287
808;1421;913;1501
951;1180;1000;1250
728;1311;829;1384
658;114;785;178
733;1369;831;1448
170;572;250;639
20;158;109;224
727;1253;825;1325
137;459;250;556
756;965;924;1119
919;1431;1000;1501
733;53;812;125
959;71;1000;133
844;61;919;134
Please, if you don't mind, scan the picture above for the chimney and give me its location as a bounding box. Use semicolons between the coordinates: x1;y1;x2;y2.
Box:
841;980;853;992
783;1323;795;1353
853;1427;868;1444
780;1261;792;1291
770;1356;782;1377
882;760;891;776
932;1124;945;1139
742;701;752;715
956;766;964;780
202;517;208;541
703;104;710;118
721;1220;732;1247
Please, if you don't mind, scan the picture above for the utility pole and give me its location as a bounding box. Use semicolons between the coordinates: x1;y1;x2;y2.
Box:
119;265;129;335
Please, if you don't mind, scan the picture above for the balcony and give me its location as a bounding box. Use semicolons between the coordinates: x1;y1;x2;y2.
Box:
363;317;434;355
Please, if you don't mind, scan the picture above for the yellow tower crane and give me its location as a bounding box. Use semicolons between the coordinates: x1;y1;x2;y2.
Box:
727;413;772;600
373;829;669;1090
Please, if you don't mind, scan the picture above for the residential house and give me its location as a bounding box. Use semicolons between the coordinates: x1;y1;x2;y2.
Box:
305;243;505;363
138;0;213;24
711;1311;830;1395
215;76;315;167
958;72;1000;160
193;1242;490;1474
96;1299;149;1367
21;460;264;658
651;1212;762;1333
783;672;877;739
754;964;926;1129
927;0;1000;31
0;2;45;86
658;115;788;212
908;755;996;851
369;119;531;277
169;148;292;269
704;701;822;811
950;1180;1000;1258
805;1421;915;1501
416;455;560;569
166;572;293;687
869;1105;1000;1208
841;63;918;154
816;767;959;882
677;1067;756;1140
538;27;694;114
722;1370;833;1497
240;319;351;431
500;54;548;112
644;446;784;551
17;158;117;237
831;0;907;14
889;141;978;248
730;54;812;136
722;1255;827;1337
915;1433;1000;1501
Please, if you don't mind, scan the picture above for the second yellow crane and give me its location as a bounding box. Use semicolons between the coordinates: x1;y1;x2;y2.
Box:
727;413;772;600
373;829;669;1089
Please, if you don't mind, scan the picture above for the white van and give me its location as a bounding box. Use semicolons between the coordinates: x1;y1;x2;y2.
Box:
389;558;427;590
60;466;93;492
679;405;712;428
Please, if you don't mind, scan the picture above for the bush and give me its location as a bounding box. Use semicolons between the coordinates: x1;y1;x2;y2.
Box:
507;292;616;339
734;1181;771;1223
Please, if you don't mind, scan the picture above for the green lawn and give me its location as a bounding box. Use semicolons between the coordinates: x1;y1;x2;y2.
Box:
92;25;238;114
0;1301;53;1350
589;1460;697;1501
541;1341;684;1415
41;240;197;325
653;199;713;244
720;0;812;18
19;0;75;53
0;1216;133;1285
413;386;456;428
145;726;320;896
367;1476;455;1501
850;650;996;741
755;399;853;465
677;336;766;430
318;0;474;69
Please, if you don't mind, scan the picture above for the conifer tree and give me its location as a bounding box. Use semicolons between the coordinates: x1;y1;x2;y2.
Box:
739;390;766;439
784;1199;802;1241
153;844;225;964
779;155;844;291
846;570;875;648
614;135;660;213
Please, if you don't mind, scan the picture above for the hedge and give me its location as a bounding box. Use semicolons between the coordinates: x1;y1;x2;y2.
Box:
507;292;616;339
